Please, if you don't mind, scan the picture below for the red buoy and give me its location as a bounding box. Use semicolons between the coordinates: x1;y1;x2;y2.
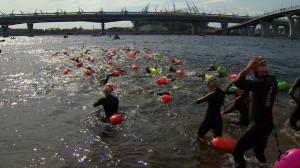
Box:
230;74;237;79
107;61;113;65
112;50;116;54
89;58;94;62
156;77;167;84
161;94;170;102
104;49;108;52
175;70;184;75
77;62;83;67
129;54;135;59
85;70;92;76
132;65;139;70
112;70;122;76
211;137;236;150
174;60;182;65
63;69;69;75
94;46;98;49
105;83;113;90
110;114;122;124
126;48;131;52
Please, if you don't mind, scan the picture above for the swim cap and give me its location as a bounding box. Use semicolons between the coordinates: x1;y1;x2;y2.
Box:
103;86;112;95
206;75;218;86
255;56;267;71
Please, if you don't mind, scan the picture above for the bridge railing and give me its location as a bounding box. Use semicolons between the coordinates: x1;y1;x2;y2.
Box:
0;11;251;18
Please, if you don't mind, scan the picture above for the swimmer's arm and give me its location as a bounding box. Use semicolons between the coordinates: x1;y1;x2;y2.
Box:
196;91;214;104
93;98;105;107
289;77;300;101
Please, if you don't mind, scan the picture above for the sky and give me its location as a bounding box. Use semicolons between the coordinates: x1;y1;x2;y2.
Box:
0;0;299;29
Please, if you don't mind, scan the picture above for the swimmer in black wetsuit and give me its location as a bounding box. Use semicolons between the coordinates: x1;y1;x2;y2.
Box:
223;88;250;127
289;77;300;131
223;83;250;127
195;75;225;139
93;86;119;121
232;56;277;168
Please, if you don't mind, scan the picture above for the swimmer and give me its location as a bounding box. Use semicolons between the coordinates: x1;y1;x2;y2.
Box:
289;77;300;131
195;75;225;139
232;56;277;168
223;85;250;127
206;64;216;71
93;86;119;121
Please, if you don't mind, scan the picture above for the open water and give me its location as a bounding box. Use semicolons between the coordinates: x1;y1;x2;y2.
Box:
0;34;299;168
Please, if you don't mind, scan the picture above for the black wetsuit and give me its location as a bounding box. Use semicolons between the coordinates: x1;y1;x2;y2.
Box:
196;87;225;138
289;77;300;128
223;92;250;127
93;95;119;119
232;67;277;168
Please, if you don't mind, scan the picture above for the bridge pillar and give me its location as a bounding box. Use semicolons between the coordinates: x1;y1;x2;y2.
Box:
260;21;271;37
133;21;139;32
271;25;279;36
284;25;290;36
1;25;9;37
101;22;106;35
191;23;197;35
247;25;256;36
27;23;34;37
221;22;228;35
287;15;300;39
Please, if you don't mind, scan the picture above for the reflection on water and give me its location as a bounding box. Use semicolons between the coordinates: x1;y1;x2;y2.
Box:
0;35;299;168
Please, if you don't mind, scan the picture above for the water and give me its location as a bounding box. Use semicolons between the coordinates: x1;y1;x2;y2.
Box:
0;35;299;168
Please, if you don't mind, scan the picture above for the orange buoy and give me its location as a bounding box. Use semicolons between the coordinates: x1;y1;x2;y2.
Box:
112;50;116;54
156;77;167;84
126;48;131;52
211;137;236;150
110;113;122;124
105;83;113;90
112;70;122;76
65;53;70;56
107;61;113;65
77;62;83;67
230;74;237;79
85;70;92;76
104;49;108;52
89;58;94;62
132;65;139;70
87;52;91;54
94;46;98;49
174;60;182;65
161;94;170;102
63;69;69;75
129;54;135;59
175;70;184;75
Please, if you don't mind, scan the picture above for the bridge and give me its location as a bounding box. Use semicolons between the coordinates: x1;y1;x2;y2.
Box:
0;7;299;38
227;6;300;38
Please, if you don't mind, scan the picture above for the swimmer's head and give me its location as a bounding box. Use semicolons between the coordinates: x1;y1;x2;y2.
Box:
254;56;267;73
103;86;112;96
166;74;173;79
210;64;215;69
205;75;218;88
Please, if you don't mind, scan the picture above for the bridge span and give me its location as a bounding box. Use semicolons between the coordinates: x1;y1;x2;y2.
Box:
0;8;299;38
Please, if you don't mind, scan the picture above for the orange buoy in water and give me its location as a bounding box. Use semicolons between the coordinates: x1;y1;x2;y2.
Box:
85;70;92;76
112;50;116;54
104;49;108;52
94;46;98;49
129;54;135;59
211;137;236;150
89;58;94;62
126;48;131;52
112;70;122;76
87;52;91;54
110;113;122;124
77;62;83;67
65;53;70;56
230;74;237;79
107;61;113;65
63;69;69;75
105;83;113;90
161;94;170;102
174;60;182;65
156;77;167;84
132;65;139;70
175;70;184;75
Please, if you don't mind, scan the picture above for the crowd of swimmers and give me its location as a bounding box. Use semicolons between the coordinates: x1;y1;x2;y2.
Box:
61;46;299;168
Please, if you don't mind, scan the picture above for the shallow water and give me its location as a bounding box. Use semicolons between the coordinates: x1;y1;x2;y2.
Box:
0;35;299;168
